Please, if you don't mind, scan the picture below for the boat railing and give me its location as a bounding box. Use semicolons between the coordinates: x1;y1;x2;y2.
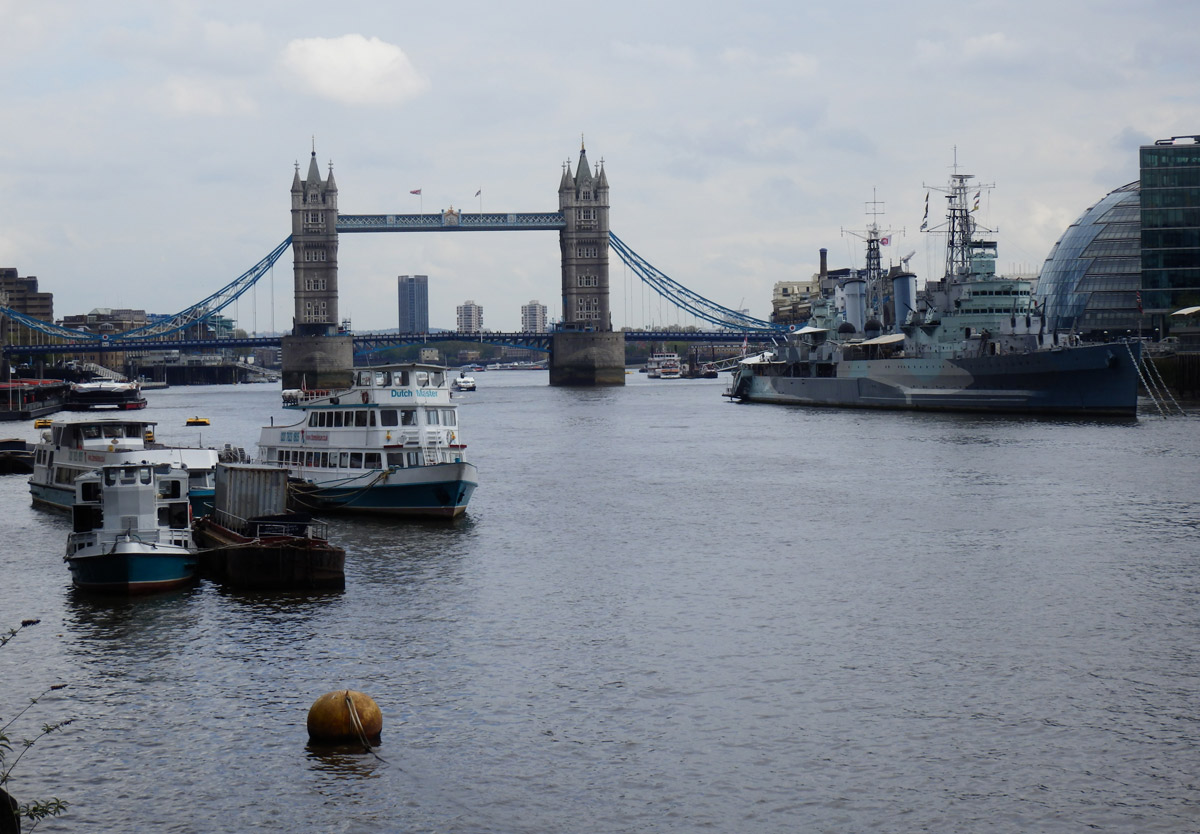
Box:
211;507;327;541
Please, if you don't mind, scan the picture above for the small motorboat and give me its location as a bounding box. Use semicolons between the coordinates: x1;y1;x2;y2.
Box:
34;418;53;429
186;417;211;426
452;372;476;392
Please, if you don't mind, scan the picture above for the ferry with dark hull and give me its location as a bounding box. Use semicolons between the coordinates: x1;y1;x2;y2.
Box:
728;171;1143;416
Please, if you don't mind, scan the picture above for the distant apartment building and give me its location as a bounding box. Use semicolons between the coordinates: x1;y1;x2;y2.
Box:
0;268;53;322
457;300;483;333
397;274;429;333
521;299;548;333
770;277;819;327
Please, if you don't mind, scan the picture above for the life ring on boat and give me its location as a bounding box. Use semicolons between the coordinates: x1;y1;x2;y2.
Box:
361;391;369;404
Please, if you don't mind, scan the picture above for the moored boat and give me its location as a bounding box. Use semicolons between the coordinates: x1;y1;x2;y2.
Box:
0;379;69;422
259;364;477;518
728;169;1143;416
65;377;147;411
64;463;197;594
0;439;33;474
194;464;345;590
29;418;226;513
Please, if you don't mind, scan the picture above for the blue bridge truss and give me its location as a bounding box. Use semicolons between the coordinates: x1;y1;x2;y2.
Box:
1;214;783;354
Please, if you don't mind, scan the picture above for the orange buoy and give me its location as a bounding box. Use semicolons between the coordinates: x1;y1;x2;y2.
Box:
306;690;382;745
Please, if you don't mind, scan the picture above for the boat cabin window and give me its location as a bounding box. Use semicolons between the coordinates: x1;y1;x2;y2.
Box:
308;413;318;427
407;451;421;466
354;411;368;428
430;371;444;387
83;426;102;440
356;371;373;386
80;481;101;503
387;452;405;467
400;409;416;426
415;371;429;387
158;479;182;499
73;506;102;533
427;410;440;426
375;371;389;386
339;452;349;468
394;371;409;386
380;409;398;427
349;452;363;468
441;409;457;427
103;426;125;439
364;452;382;470
158;503;189;530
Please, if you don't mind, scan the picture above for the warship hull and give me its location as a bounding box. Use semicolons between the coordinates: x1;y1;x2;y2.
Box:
730;341;1142;416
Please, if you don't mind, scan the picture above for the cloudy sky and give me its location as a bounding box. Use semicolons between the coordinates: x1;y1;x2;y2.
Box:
1;0;1196;332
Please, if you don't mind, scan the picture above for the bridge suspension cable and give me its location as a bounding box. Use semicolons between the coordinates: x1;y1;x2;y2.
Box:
607;232;779;332
119;236;293;340
0;236;294;344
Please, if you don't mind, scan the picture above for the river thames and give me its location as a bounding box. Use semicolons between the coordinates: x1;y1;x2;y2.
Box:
0;373;1197;833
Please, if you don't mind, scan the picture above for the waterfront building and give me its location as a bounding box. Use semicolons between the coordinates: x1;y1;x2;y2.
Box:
1036;134;1200;343
398;275;429;333
457;300;483;333
1140;135;1200;334
1036;183;1142;339
770;277;819;327
521;300;548;333
0;268;53;322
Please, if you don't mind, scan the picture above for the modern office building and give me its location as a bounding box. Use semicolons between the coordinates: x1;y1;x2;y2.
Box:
456;300;483;333
397;274;429;333
1140;135;1200;332
521;300;548;333
1036;134;1200;341
1036;182;1142;339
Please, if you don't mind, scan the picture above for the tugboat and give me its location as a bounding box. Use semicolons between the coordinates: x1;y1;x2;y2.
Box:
259;364;477;518
64;463;197;594
728;168;1143;416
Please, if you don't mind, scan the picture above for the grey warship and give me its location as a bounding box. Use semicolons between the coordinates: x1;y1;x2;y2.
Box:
728;170;1143;416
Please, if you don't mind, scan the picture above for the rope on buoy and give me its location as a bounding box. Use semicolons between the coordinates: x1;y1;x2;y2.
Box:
345;692;388;762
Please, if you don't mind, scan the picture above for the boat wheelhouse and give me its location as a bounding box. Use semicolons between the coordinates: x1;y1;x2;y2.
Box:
259;364;477;518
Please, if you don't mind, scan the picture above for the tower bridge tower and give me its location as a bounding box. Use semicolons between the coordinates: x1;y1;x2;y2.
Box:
281;150;353;389
550;142;625;385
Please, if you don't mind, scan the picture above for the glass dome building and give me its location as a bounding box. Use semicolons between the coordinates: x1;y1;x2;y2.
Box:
1035;181;1142;339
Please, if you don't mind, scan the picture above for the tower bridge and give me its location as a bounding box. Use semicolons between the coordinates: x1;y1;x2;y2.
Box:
1;142;782;380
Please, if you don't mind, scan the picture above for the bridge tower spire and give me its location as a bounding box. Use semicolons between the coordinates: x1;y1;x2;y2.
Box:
550;141;625;385
281;148;353;389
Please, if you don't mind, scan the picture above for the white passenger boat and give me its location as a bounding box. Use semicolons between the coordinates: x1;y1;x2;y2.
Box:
645;352;681;378
452;371;477;391
64;463;198;594
29;418;222;513
260;364;478;518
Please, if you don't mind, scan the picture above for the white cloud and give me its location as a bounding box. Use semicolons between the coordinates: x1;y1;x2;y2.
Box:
279;34;429;106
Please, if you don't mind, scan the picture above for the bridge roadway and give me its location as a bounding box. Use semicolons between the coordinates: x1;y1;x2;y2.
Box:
5;330;766;356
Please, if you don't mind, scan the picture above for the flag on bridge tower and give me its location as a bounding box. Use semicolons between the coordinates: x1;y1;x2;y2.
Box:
475;189;481;197
410;188;422;195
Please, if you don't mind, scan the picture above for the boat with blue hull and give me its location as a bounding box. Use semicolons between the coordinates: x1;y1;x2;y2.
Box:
65;463;198;594
261;364;477;518
29;418;224;514
728;170;1143;416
